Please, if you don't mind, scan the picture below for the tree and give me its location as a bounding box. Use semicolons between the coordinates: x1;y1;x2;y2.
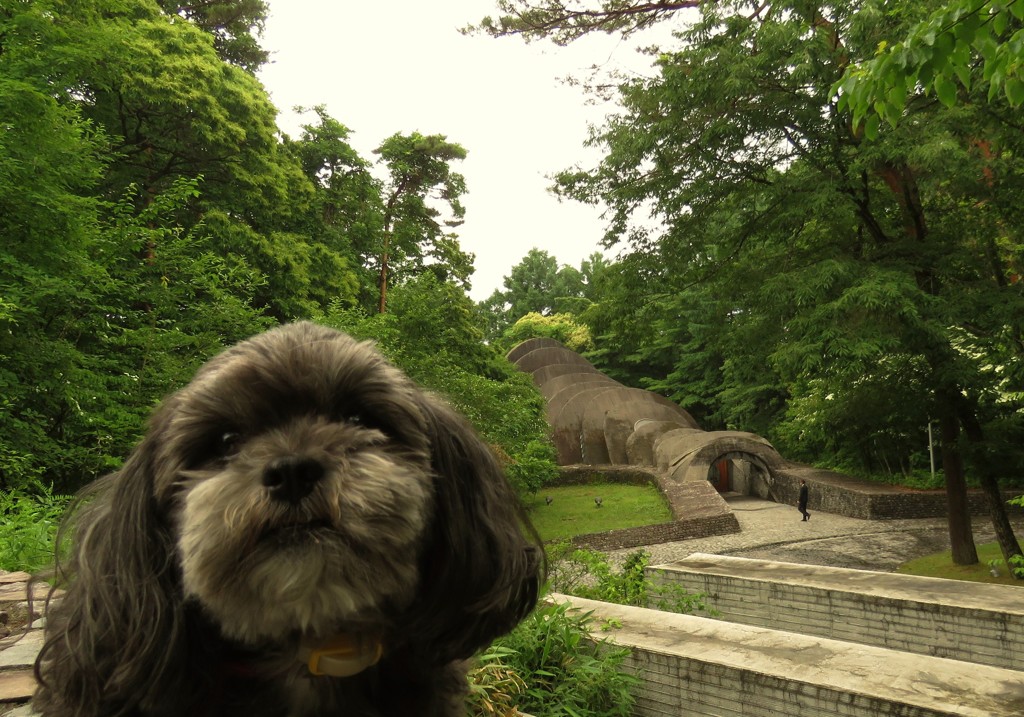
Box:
284;106;383;310
1;0;110;490
52;0;361;321
0;0;291;491
485;0;1024;568
465;0;698;44
480;249;606;341
373;133;470;313
156;0;270;71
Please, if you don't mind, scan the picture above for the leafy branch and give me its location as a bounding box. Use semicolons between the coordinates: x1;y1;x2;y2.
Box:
834;0;1024;137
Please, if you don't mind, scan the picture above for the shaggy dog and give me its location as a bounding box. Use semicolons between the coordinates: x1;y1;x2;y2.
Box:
33;322;542;717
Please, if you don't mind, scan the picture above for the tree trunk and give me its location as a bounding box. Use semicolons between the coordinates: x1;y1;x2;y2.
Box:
957;406;1024;575
939;411;979;565
977;474;1023;576
378;251;389;314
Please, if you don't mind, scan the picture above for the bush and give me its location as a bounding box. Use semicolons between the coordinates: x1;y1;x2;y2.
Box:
468;601;637;717
546;543;714;614
0;482;72;572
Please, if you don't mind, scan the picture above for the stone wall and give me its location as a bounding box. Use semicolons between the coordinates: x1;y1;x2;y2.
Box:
647;553;1024;671
568;515;741;552
772;464;1022;520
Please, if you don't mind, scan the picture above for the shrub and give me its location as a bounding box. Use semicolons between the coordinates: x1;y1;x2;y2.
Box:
468;601;637;717
546;542;714;614
0;482;72;572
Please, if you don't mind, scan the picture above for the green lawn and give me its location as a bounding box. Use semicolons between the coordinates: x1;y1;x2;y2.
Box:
525;483;673;542
898;542;1024;586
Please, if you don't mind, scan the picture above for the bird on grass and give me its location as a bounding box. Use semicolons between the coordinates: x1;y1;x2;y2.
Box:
545;496;553;506
594;497;603;508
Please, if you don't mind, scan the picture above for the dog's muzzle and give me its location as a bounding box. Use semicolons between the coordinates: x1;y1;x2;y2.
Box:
262;456;325;505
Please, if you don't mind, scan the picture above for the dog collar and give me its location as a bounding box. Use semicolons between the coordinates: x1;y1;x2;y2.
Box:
298;634;384;677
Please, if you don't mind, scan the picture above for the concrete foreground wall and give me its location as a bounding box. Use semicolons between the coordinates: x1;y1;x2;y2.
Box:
551;593;1024;717
647;553;1024;672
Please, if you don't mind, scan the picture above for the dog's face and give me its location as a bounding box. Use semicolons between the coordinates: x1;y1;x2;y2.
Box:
147;323;437;643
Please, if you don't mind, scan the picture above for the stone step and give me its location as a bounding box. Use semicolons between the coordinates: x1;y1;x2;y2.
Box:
0;669;35;704
550;593;1024;717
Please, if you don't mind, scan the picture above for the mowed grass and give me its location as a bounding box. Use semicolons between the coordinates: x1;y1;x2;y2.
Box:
525;483;673;542
898;542;1024;587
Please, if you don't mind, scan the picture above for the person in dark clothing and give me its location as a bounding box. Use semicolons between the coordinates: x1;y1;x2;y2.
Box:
798;480;810;521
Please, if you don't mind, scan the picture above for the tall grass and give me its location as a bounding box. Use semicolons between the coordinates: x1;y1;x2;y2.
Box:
468;601;637;717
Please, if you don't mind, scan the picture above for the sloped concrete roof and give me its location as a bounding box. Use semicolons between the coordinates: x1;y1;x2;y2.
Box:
512;346;595;374
607;405;700;465
505;337;564;364
537;371;617;400
581;390;698;464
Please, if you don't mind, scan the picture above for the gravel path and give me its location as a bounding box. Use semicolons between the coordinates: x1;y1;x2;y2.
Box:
611;495;1024;572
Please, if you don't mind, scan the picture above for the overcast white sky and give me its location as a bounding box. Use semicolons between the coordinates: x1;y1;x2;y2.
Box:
256;1;671;301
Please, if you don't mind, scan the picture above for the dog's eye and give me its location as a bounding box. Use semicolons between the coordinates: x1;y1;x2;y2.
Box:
337;410;389;436
218;431;243;456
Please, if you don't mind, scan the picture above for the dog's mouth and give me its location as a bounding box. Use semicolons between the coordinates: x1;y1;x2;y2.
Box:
258;520;336;546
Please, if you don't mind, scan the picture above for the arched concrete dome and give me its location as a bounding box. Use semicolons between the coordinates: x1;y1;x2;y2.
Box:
506;337;564;364
546;384;625;463
531;363;606;388
605;404;700;464
513;346;596;375
538;371;618;400
580;391;699;464
626;420;698;466
654;429;783;484
553;385;692;464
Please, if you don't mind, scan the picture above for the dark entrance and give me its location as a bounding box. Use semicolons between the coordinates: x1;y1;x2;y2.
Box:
708;458;731;492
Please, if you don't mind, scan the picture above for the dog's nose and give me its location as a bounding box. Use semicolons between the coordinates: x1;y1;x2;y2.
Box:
262;456;325;504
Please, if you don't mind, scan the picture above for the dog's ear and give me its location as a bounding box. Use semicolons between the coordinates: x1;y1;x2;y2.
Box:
404;394;543;663
34;413;192;717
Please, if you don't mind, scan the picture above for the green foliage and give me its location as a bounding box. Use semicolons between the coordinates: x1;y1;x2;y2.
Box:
156;0;270;71
465;0;686;44
835;0;1024;133
0;482;72;573
546;543;713;614
503;312;594;353
472;601;638;717
537;0;1024;497
1;0;496;495
284;106;383;310
772;358;936;478
465;647;528;717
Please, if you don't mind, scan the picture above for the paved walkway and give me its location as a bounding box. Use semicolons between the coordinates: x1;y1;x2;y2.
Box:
613;494;1024;574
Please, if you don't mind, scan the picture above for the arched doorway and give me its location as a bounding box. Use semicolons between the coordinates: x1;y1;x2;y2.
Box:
706;451;776;500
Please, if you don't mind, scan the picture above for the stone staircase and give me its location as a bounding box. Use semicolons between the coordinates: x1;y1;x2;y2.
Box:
548;554;1024;717
0;571;44;714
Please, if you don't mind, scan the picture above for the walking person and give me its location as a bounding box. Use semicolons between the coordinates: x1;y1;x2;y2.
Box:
798;479;811;521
